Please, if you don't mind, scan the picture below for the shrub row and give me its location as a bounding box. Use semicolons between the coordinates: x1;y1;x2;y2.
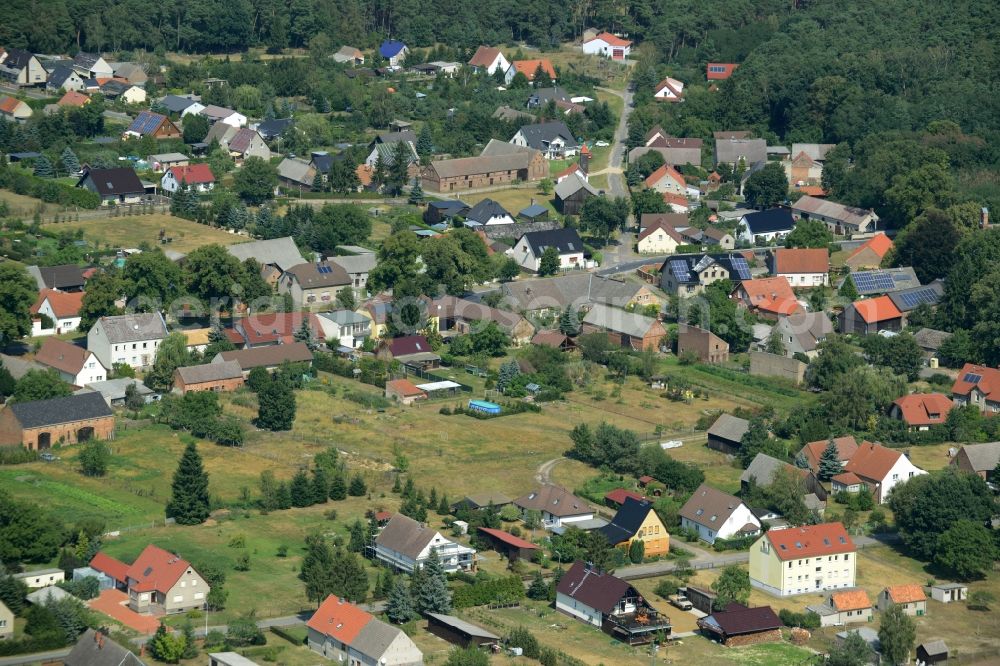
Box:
452;575;526;609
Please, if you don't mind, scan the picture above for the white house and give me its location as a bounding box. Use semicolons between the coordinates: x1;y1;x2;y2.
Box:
509;121;578;160
581;32;632;60
200;105;246;128
831;442;927;504
31;289;84;336
770;248;830;288
513;485;594;529
374;514;476;574
71;52;113;79
636;221;684;254
160;164;216;194
120;85;147;105
316;310;371;348
468;46;510;75
737;209;796;244
465;198;515;226
87;312;168;370
678;484;760;544
34;338;107;386
510;228;586;273
307;595;423;666
749;523;857;597
653;77;685;102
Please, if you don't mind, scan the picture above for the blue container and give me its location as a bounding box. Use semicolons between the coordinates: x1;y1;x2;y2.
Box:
468;399;501;415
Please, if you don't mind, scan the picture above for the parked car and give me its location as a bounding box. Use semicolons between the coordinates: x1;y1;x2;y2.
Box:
40;452;58;461
669;594;692;610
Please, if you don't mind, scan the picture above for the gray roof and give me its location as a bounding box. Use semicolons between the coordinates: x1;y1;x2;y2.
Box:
319;310;370;326
460;492;513;508
285;261;351;288
96;312;168;343
956;442;1000;472
493;105;535;122
28;263;86;290
514;121;578;151
26;586;72;605
9;392;113;429
215;343;313;371
65;629;147;666
714;138;767;166
0;353;45;380
425;613;499;641
583;303;660;339
72;52;102;69
513;485;592;517
836;627;879;647
791;143;835;161
148;152;188;163
502;273;643;312
375;513;437;559
776;311;832;353
227;236;306;273
351;619;409;661
175;361;243;385
913;327;951;351
740;453;793;487
554;172;598;200
328;254;377;275
707;413;749;443
520;228;584;257
887;280;944;313
427;140;539;179
918;640;948;657
792;195;879;229
678;484;747;527
207;653;259;666
466;198;513;224
276;157;315;186
75;378;154;402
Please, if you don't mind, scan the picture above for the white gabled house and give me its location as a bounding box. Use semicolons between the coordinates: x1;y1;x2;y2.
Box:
678;484;760;544
87;312;168;370
468;46;510;75
34;338;107;387
374;514;476;574
831;442;927;504
513;485;594;530
510;228;586;273
581;32;632;60
653;77;685;102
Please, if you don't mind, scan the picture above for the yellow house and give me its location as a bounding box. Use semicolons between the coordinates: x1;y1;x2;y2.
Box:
637;221;683;255
598;497;669;557
749;522;856;597
356;300;439;341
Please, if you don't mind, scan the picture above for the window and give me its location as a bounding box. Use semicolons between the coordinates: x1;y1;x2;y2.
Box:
143;342;147;349
132;343;136;349
173;595;184;603
180;581;186;588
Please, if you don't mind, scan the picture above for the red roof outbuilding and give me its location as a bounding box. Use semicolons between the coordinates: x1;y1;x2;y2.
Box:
90;552;130;584
169;164;215;185
892;393;953;427
477;527;538;550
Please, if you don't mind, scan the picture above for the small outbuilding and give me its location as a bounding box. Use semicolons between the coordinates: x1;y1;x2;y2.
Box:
385;378;427;405
930;583;967;604
697;603;782;647
476;527;538;561
916;640;948;665
706;413;749;455
424;612;499;650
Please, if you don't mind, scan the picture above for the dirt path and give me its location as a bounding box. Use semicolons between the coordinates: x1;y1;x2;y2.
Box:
535;456;566;484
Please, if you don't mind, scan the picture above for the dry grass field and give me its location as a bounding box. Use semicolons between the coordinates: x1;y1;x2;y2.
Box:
42;214;243;253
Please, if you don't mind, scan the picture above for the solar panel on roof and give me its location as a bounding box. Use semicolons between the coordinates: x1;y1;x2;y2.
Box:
964;373;982;383
670;259;690;280
898;288;938;309
729;256;751;280
872;272;895;290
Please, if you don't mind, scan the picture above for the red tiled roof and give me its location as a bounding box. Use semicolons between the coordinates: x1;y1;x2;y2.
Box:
638;475;655;484
306;595;373;643
796;185;827;197
706;63;739;80
125;544;193;593
662;193;689;208
801;436;860;472
169;164;214;185
831;590;871;612
469;46;503;68
385;378;425;397
852;295;902;324
737;277;801;315
832;471;863;486
58;91;90;107
555;163;584;182
512;59;556;81
644;163;686;190
847;233;893;263
236;312;318;346
90;552;130;583
892;393;953;426
765;523;854;561
34;337;90;375
950;364;1000;402
0;96;22;114
356;164;373;187
531;330;571;348
31;288;84;318
843;442;903;483
604;488;646;505
772;248;828;274
587;32;632;47
885;584;926;604
478;526;538;550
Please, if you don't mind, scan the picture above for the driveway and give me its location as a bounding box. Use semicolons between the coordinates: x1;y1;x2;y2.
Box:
89;589;161;634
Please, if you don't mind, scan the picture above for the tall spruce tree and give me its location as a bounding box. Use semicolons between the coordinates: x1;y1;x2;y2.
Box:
256;378;296;431
386;578;417;623
558;306;580;336
408;181;424;205
416;125;433;162
329;474;348;500
794;451;810;469
166;442;211;525
415;548;452;613
301;534;337;604
290;470;314;507
818;438;842;481
331;548;368;602
33;154;54;178
60;147;80;175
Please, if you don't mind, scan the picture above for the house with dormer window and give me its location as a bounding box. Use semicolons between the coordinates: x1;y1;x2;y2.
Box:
679;484;759;544
89;545;209;615
749;523;856;596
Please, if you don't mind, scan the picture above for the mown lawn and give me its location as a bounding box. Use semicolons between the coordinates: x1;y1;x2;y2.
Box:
43;214;242;253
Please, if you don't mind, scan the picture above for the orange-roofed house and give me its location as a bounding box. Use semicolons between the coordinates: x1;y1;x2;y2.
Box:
504;59;557;85
384;378;427;405
707;63;739;80
307;595;423;665
57;90;90;108
731;277;803;319
467;46;510;75
644;164;687;196
582;32;632;60
662;192;690;213
808;589;873;627
87;545;209;615
951;363;1000;414
769;248;829;288
160;164;216;194
797;436;861;474
833;441;927;503
890;393;953;431
31;288;85;336
653;77;685;102
838;295;903;335
878;584;927;616
0;95;32;122
749;523;856;596
845;233;893;270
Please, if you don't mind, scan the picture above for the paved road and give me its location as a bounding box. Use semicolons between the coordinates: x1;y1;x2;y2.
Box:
598;86;633;202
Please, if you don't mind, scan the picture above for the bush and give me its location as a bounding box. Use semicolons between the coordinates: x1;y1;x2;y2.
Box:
451;575;525;608
712;534;758;552
0;447;39;465
654;579;679;598
345;391;392;410
778;609;821;630
505;627;540;659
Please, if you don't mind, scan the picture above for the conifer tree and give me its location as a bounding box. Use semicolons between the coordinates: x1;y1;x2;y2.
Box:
376;570;395;599
416;124;433;162
437;494;450;515
348;474;367;496
60;147;80;175
276;481;292;509
312;171;325;192
348;519;367;553
386;578;417;623
166;441;211;525
527;571;548;600
311;466;330;503
301;534;337;604
33;154;54;178
257;377;296;431
331;548;368;602
794;451;810;469
558;306;580;336
290;469;313;507
392;475;402;493
415;548;452;613
329;474;348;500
408;181;424;205
818;438;842;481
